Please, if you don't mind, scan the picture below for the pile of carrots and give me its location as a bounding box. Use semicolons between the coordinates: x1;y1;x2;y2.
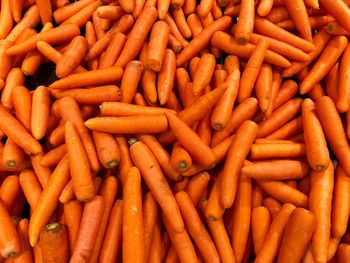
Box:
2;0;350;262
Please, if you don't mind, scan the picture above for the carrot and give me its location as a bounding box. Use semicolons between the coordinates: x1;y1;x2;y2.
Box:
284;0;312;41
326;63;339;103
0;105;41;155
162;214;197;263
14;219;33;263
338;244;350;263
301;98;330;171
158;49;176;104
231;175;252;262
171;142;192;173
187;13;204;38
270;80;299;112
277;15;335;31
309;162;334;263
53;0;96;24
316;96;350;175
262;197;281;219
30;154;51;188
65;121;95;202
252;206;271;254
176;191;220;263
331;165;350;238
0;41;14;82
184;171;210;206
234;0;255;44
99;33;126;69
70;195;104;262
255;203;296;263
50;66;123;89
177;16;232;66
143;192;158;262
258;180;309;208
116;6;158;68
39;223;68;263
212;31;291;68
3;138;24;169
0;0;14;40
334;43;350;112
92;131;120;169
11;85;31;132
252;184;264;208
129;139;184;234
168;33;183;53
172;7;191;39
28;155;70;247
85;115;168;134
19;169;42;208
254;18;315;53
165;112;217;169
264;6;290;23
264;69;282;118
97;6;124;20
256;63;273;113
192;54;216;95
100;102;175;116
63;200;83;252
242;160;310;180
138;134;181;181
115;136;133;184
212;97;258;146
7;24;81;56
282;29;331;78
319;0;350;33
36;0;53;24
257;0;273;16
250;143;306;159
277;208;316;263
300;36;348;94
237;39;268;102
0;175;21;211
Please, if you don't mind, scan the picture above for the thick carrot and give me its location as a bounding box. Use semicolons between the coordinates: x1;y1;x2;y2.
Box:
96;6;124;20
171;142;192;173
331;165;350;238
177;16;232;66
184;171;210;206
234;0;255;44
65;121;95;202
119;60;143;103
302;98;330;171
284;0;312;41
158;49;176;104
172;7;191;39
0;41;14;82
7;24;80;56
31;86;50;141
252;206;271;254
319;0;350;33
19;169;42;208
0;175;21;211
176;191;220;263
250;143;306;159
100;200;123;263
138;134;181;181
300;36;348;94
92;131;119;169
165;112;217;169
63;200;83;252
0;0;14;40
3;138;24;169
1;68;23;109
50;66;123;89
338;244;350;263
212;31;291;68
257;0;273;16
256;63;272;113
242;160;310;180
309;163;334;263
39;223;68;263
192;54;215;95
53;0;96;24
36;0;52;24
70;195;104;262
99;32;126;69
277;208;316;263
255;203;296;263
262;197;281;219
231;175;252;263
28;155;70;247
316;96;350;175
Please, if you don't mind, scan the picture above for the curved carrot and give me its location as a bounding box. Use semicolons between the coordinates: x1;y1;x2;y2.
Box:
252;206;271;254
255;203;296;263
29;155;70;247
284;0;312;41
3;138;24;169
39;223;68;263
242;160;310;180
70;195;104;262
171;142;192;173
177;16;232;66
7;24;81;56
234;0;255;44
250;143;306;159
300;36;348;94
12;85;31;131
302;98;330;171
19;169;42;208
158;49;176;104
176;191;220;263
309;163;334;263
316;96;350;175
335;42;350;112
212;31;291;68
277;208;316;263
129;139;184;234
63;199;82;252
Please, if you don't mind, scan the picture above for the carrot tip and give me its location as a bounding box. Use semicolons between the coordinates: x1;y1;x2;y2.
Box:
45;223;60;231
213;123;223;130
316;165;325;172
178;161;187;170
207;215;217;221
128;138;138;146
6;161;17;168
238;38;247;45
106;160;119;169
7;252;17;258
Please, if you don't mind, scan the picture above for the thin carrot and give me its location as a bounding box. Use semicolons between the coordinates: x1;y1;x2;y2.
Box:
129;139;184;234
0;175;21;211
262;197;281;219
257;0;273;16
315;96;350;175
277;15;335;31
176;191;220;263
184;171;210;206
28;155;70;247
53;0;96;24
12;85;31;131
158;49;176;104
100;102;175;116
250;143;306;159
30;154;51;188
256;63;273;113
39;223;68;263
19;169;42;208
0;0;14;40
252;185;264;208
252;206;271;254
335;43;350;112
99;32;126;69
0;41;14;82
92;131;120;169
115;136;133;184
192;54;216;95
70;195;105;262
3;138;24;169
277;208;316;263
13;218;33;263
255;203;296;263
234;0;255;44
242;160;310;180
300;36;348;94
63;200;83;252
326;63;339;103
172;7;191;39
309;162;334;263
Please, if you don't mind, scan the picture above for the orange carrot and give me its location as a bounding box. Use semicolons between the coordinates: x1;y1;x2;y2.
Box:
31;86;50;141
19;169;42;208
256;63;273;113
3;138;24;169
12;85;31;131
63;200;83;252
0;0;14;39
115;136;133;184
30;154;51;188
53;0;97;24
234;0;255;44
192;54;216;95
143;192;158;262
252;206;271;254
338;244;350;263
158;49;176;104
14;218;33;263
319;0;350;33
250;143;306;160
257;0;273;16
0;175;21;211
171;142;193;173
